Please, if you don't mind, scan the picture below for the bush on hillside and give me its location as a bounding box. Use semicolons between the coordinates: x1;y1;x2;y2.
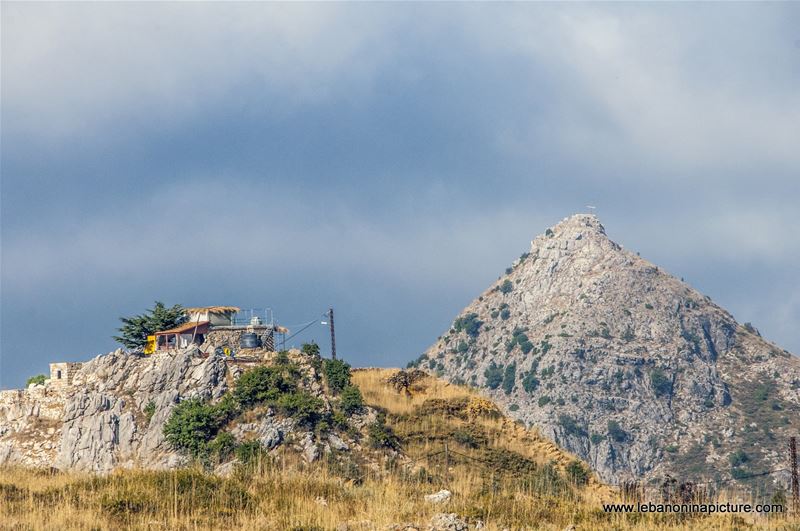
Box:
566;460;589;485
26;374;47;387
607;420;627;443
502;362;517;395
649;368;672;398
163;398;232;458
368;413;400;450
323;359;352;394
339;385;364;415
277;392;324;425
453;313;483;338
233;365;298;407
301;342;320;357
500;279;514;294
522;371;539;393
484;362;504;390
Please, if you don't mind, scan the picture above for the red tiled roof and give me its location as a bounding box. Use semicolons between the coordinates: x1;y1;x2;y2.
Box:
155;321;210;335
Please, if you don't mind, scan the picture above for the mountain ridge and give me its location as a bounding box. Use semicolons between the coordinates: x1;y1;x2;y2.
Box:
414;213;800;488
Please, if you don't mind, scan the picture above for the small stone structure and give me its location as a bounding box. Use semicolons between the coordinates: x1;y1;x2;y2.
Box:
48;362;83;388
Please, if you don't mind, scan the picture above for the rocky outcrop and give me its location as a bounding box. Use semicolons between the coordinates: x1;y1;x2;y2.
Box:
0;346;360;473
0;348;231;472
51;348;229;471
417;214;800;488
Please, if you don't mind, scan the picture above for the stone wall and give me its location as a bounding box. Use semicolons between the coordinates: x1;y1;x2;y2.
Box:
202;327;275;352
49;362;83;388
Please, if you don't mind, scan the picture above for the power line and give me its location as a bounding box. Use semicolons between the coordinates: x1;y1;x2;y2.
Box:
282;311;330;344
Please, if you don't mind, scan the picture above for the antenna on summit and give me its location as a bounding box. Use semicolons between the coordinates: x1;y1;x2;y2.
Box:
586;205;596;214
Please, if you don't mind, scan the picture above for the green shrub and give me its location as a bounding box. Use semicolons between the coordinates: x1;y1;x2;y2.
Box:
301;342;320;357
369;414;400;450
729;450;749;467
144;401;156;423
235;440;265;465
538;396;551;407
26;374;47;387
590;433;605;445
339;385;364;415
164;398;228;458
621;327;635;342
277;392;324;425
453;430;479;448
731;467;749;480
754;384;769;401
522;371;539;393
456;341;469;354
500;308;511;321
558;414;586;438
500;280;513;294
502;362;517;395
650;368;672;398
607;420;627;443
208;432;236;462
275;351;291;365
233;365;298;407
509;404;519;411
453;313;483;338
566;460;589;485
484;362;504;390
323;359;352;394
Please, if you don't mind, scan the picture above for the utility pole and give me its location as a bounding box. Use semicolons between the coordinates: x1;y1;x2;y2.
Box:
328;307;337;360
791;436;799;513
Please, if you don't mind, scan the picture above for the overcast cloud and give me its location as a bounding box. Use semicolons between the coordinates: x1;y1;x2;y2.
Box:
2;3;799;388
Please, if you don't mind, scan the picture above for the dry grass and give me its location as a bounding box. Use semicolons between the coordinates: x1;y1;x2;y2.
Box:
0;369;797;530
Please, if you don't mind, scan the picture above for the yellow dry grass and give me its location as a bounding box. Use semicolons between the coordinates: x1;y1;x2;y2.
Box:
0;368;796;530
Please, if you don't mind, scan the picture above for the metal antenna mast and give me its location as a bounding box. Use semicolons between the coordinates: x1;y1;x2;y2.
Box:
328;308;337;360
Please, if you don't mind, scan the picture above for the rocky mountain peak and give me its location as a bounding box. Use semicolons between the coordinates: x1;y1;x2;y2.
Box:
547;213;606;238
414;215;800;489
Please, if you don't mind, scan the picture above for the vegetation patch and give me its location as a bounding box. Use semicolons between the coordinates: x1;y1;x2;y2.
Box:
453;313;483;338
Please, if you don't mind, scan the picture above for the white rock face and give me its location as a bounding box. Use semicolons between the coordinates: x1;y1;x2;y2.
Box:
419;214;800;487
0;348;232;472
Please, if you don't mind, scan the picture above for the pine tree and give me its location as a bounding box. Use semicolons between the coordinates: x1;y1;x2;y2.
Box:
113;301;185;349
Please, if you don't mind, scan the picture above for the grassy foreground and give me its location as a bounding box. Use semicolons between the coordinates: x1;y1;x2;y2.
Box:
0;368;796;530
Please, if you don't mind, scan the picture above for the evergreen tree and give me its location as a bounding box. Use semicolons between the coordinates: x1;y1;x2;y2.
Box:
113;301;185;349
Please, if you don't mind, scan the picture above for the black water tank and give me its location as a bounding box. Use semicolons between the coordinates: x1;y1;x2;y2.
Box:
240;333;259;349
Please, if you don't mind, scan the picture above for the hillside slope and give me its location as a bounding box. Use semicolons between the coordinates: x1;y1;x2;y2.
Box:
5;366;792;529
414;214;800;489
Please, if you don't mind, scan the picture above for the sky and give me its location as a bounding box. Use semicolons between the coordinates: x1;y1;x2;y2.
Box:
1;3;799;389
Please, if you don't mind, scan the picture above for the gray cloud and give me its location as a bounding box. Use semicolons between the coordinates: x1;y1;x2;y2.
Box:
2;3;799;387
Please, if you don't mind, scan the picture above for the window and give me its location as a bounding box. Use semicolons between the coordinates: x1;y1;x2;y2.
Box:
56;370;62;379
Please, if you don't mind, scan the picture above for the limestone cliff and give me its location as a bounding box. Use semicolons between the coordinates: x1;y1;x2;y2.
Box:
0;348;372;472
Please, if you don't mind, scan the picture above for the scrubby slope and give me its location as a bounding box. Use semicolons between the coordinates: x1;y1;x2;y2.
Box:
6;368;793;530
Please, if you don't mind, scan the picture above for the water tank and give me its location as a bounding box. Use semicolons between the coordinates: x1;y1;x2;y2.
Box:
240;333;259;349
250;316;262;326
